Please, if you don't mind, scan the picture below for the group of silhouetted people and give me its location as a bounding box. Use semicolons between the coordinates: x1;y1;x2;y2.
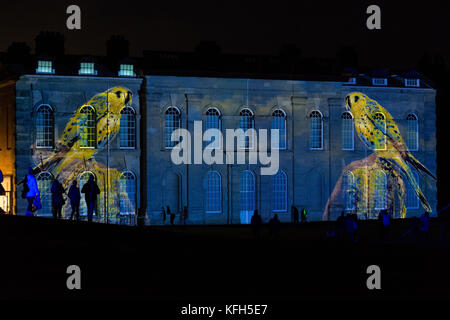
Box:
250;209;282;239
21;167;100;222
161;205;189;225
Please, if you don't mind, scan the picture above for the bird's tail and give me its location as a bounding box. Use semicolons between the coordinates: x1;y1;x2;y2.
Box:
403;151;437;181
395;157;432;212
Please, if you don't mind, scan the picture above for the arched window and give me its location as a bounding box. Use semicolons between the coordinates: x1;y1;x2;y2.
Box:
272;109;286;149
342;171;355;211
120;171;136;215
79;171;96;216
239;108;254;149
164;107;181;148
373;112;386;150
341;112;354;150
406;171;420;209
79;106;96;148
272;171;287;212
205;108;221;148
240;170;255;212
120;106;136;149
36;105;54;148
406;114;418;151
309;110;323;150
205;171;221;213
373;170;387;210
36;172;53;216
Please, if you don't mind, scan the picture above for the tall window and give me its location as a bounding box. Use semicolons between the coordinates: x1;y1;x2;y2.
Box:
205;171;221;213
341;112;354;150
240;170;255;212
79;172;96;216
272;171;287;212
239;108;254;149
373;112;386;150
373;170;387;210
406;171;420;209
342;172;355;211
165;107;181;148
309;110;323;150
205;108;221;148
79;106;96;148
36;105;54;148
120;171;136;215
120;106;136;149
406;114;418;151
36;172;53;216
272;109;286;149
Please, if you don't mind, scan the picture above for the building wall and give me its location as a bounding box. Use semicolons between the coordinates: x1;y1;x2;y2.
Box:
15;75;143;217
0;79;16;214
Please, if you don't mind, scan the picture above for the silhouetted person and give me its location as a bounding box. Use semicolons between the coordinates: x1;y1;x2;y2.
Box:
68;180;81;220
167;206;175;225
419;211;430;242
336;211;346;241
162;206;167;224
268;214;281;239
351;213;359;243
251;209;262;238
301;208;308;223
81;175;100;222
25;167;40;216
51;178;65;219
183;206;188;225
291;205;299;224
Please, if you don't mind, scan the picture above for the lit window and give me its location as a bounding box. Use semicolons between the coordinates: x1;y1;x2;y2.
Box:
405;78;420;87
0;175;12;214
272;109;286;149
204;108;221;149
309;110;323;150
342;171;355;211
239;108;254;149
79;106;96;148
118;64;135;77
341;112;354;150
36;172;53;216
120;106;136;149
165;107;181;148
205;171;221;213
36;105;54;148
36;60;54;74
372;78;387;86
406;114;418;151
79;62;97;75
406;171;420;209
79;172;96;217
120;171;136;215
240;170;255;213
373;112;386;150
272;171;287;212
373;170;387;210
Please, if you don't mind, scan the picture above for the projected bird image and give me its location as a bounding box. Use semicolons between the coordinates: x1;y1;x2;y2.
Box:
324;92;436;219
29;87;135;218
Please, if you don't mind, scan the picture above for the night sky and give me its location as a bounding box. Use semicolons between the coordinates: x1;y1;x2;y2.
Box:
0;1;449;68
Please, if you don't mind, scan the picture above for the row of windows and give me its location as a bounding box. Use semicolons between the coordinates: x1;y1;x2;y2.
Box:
342;170;420;211
36;171;137;216
35;104;136;149
36;60;135;77
164;107;420;151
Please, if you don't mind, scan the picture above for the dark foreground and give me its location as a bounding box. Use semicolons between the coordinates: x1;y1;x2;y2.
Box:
1;215;449;304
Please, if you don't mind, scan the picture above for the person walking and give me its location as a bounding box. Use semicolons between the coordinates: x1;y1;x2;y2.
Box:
167;206;175;225
250;209;263;239
81;175;100;222
301;208;308;223
268;214;281;239
24;167;40;216
50;178;65;219
161;206;167;224
68;180;81;221
291;205;299;224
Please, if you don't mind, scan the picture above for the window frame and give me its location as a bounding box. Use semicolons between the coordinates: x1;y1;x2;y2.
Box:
35;104;54;149
204;107;222;150
164;106;182;149
406;113;419;151
309;110;323;150
79;105;97;149
119;171;137;215
272;109;287;150
119;106;137;149
205;171;222;214
272;170;287;213
238;108;255;150
341;111;354;151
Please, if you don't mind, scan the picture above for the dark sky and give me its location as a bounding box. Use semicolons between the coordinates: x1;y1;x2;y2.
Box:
0;0;449;68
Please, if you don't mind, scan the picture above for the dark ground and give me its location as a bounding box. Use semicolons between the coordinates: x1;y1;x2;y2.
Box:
1;215;449;310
